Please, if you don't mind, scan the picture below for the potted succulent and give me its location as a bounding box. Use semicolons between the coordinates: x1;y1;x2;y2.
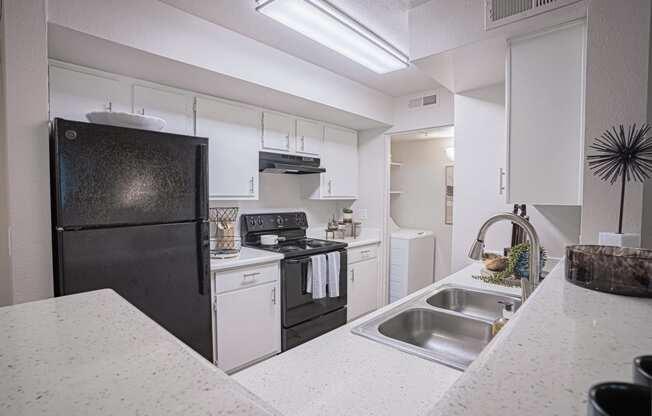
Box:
587;123;652;247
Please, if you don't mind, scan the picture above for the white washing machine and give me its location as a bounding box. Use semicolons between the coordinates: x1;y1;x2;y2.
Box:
389;223;435;303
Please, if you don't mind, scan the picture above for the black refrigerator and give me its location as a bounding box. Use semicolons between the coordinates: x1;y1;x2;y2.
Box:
50;118;212;361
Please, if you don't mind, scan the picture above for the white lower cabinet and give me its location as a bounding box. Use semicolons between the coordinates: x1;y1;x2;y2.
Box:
347;245;379;322
212;262;280;373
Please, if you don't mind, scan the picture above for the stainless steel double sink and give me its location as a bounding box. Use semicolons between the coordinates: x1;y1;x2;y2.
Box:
351;285;521;370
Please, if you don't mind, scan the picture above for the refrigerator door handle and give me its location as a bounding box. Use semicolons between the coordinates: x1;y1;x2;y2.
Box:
197;221;210;295
197;144;209;220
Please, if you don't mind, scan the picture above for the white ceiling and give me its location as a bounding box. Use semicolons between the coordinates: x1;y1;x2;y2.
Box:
158;0;440;97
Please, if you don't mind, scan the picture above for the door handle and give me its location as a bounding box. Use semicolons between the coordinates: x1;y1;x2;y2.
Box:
301;136;305;151
249;176;255;194
499;168;506;195
328;179;332;195
271;287;277;305
351;269;355;282
286;134;290;149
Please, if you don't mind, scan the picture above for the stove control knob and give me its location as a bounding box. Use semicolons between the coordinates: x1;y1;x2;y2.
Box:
257;217;263;226
276;216;284;226
248;218;255;226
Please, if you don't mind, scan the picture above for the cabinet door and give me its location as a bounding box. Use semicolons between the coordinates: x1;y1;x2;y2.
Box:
507;21;585;205
133;85;192;135
322;126;358;199
347;258;379;321
295;119;322;156
195;97;260;200
215;281;280;373
49;65;131;121
262;112;293;152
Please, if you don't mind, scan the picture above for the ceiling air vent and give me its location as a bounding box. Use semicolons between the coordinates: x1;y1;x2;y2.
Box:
485;0;581;30
407;94;438;110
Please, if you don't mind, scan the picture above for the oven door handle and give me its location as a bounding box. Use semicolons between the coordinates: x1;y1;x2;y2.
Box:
285;258;312;264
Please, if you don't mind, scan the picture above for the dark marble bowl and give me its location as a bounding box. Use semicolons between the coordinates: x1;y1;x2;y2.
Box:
588;382;651;416
566;245;652;297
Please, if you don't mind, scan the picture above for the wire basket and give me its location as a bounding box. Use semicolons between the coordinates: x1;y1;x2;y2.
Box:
209;207;240;259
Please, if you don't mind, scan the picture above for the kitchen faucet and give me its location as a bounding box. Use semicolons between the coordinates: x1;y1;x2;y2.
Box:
468;213;541;301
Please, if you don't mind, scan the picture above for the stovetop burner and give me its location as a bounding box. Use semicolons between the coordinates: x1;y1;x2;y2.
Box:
240;213;348;258
253;238;346;257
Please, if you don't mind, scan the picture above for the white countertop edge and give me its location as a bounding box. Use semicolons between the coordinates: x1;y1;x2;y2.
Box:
211;247;283;272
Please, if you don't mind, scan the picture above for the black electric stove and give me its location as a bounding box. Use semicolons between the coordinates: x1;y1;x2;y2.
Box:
241;212;348;351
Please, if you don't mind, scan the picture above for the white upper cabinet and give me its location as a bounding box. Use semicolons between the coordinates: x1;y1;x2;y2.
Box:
133;85;193;135
506;21;585;205
262;112;294;152
295;119;322;156
321;126;358;199
49;65;131;121
195;97;261;200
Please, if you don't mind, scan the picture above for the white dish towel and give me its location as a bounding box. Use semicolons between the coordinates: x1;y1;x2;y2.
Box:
306;254;327;299
327;251;340;298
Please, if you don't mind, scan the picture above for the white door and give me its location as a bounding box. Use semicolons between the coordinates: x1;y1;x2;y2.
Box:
262;112;293;152
295;119;322;156
195;97;260;200
215;282;280;373
133;85;193;135
507;21;585;205
348;258;379;321
323;126;358;199
49;65;131;121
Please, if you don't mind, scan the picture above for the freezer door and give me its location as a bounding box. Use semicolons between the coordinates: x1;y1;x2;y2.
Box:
54;221;212;360
51;118;208;228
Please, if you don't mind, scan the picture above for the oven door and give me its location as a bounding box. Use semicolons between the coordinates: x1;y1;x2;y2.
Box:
282;249;347;327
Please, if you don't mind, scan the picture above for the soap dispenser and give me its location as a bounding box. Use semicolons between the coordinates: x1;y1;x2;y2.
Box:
491;301;515;336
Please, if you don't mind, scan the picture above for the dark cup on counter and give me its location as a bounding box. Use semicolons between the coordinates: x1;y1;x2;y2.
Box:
634;356;652;388
588;382;651;416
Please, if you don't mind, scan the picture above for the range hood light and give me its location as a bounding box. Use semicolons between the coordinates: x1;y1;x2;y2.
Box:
255;0;409;74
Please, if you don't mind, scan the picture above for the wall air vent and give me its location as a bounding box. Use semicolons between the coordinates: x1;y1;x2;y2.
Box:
485;0;581;30
407;94;438;110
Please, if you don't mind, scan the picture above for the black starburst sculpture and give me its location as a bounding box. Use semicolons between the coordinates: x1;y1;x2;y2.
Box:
588;123;652;234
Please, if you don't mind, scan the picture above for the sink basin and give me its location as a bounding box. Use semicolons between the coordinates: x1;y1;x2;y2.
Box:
377;308;493;369
352;285;521;370
426;287;521;321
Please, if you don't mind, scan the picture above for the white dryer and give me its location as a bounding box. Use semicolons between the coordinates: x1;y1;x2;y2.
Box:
389;226;435;303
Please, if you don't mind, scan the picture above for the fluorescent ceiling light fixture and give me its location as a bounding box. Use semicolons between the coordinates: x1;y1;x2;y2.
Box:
256;0;410;74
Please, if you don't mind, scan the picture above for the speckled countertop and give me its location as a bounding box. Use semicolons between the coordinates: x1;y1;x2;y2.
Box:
211;247;283;272
429;258;652;416
234;262;519;416
0;289;280;416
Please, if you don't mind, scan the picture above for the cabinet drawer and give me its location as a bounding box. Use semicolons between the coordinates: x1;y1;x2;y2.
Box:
348;244;378;264
214;262;279;294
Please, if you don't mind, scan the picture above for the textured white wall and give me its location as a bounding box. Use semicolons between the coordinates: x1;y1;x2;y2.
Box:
388;88;454;134
580;0;651;243
2;0;52;303
451;84;581;272
211;174;343;233
390;138;454;280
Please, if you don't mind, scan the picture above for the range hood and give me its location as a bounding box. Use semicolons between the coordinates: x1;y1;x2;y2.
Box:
259;151;326;175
